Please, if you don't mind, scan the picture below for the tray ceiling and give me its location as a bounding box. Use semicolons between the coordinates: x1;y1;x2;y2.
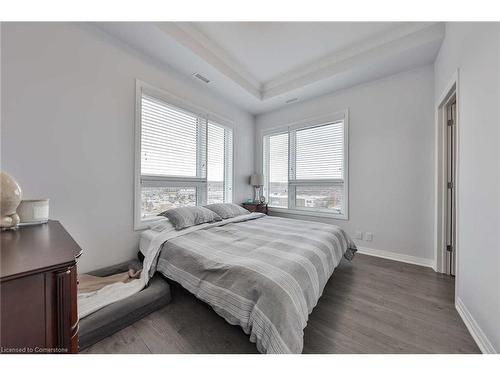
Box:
95;22;444;114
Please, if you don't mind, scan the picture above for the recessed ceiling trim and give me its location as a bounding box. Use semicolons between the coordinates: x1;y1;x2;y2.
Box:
262;23;445;99
155;22;262;99
94;22;445;115
157;22;444;103
263;22;441;92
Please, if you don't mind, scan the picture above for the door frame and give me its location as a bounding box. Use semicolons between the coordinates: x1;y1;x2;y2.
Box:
434;70;460;286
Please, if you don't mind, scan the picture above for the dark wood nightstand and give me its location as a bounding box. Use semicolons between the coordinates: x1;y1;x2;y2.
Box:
242;202;268;215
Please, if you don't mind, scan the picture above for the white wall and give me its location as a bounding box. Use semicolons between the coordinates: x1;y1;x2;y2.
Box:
256;66;436;265
434;22;500;353
1;22;255;272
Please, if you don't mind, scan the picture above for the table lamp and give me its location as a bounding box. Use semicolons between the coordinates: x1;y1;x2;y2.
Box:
250;174;264;203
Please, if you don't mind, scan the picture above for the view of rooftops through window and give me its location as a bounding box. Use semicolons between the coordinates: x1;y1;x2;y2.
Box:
268;183;343;212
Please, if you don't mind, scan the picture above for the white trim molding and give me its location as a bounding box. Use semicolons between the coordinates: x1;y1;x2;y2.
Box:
151;22;445;102
357;246;435;269
434;69;460;275
456;297;497;354
95;22;445;114
262;23;445;100
155;22;262;99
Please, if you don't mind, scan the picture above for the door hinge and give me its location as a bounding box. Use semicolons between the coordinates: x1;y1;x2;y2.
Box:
447;181;454;189
446;245;453;252
447;119;454;126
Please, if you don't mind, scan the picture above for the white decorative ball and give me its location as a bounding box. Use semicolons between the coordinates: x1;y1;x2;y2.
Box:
1;172;22;228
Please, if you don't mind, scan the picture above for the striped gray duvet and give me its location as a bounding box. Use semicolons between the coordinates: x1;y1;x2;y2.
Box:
153;214;357;354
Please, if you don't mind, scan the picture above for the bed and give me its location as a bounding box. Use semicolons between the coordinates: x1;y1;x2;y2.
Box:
140;212;356;354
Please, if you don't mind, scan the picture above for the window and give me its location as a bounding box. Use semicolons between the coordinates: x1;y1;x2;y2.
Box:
266;132;289;208
135;82;233;229
263;111;348;219
207;122;233;204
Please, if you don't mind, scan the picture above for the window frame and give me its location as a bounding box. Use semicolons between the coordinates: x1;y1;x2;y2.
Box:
134;80;234;230
262;109;349;220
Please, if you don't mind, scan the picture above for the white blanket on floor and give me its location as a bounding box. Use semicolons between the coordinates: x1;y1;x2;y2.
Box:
78;278;144;319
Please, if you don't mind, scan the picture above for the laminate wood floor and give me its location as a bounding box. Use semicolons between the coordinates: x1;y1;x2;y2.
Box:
82;254;480;354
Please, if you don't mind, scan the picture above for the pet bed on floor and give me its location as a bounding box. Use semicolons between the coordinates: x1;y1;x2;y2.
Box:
78;261;171;351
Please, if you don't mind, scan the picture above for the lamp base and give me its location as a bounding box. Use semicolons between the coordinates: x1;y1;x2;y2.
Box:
253;186;261;203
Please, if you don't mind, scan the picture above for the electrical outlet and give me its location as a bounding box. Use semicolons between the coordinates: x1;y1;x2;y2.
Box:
355;231;363;240
365;232;373;241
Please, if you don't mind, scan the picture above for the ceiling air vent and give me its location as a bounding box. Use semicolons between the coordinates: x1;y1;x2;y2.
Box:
192;73;210;84
285;98;298;104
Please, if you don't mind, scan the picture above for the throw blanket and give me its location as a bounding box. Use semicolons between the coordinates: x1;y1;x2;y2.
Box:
78;268;143;319
146;213;356;354
78;269;142;294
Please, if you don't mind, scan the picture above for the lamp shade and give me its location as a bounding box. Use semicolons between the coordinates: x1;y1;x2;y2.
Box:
250;174;264;186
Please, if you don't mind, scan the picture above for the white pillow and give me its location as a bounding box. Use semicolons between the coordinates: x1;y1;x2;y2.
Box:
148;218;175;233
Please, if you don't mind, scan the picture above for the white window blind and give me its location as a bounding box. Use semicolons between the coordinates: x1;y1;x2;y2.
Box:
263;115;348;218
207;122;233;204
264;133;289;208
295;122;344;180
136;85;233;226
141;94;206;178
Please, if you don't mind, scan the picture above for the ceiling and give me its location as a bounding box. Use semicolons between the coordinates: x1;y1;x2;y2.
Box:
95;22;445;115
194;22;403;83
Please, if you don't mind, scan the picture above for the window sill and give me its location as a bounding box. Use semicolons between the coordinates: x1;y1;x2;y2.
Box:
268;207;348;220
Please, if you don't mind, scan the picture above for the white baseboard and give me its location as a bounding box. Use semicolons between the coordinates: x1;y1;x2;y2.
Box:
356;246;435;269
456;297;497;354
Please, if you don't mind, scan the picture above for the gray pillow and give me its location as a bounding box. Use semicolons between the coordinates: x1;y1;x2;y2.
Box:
204;203;250;219
158;206;222;230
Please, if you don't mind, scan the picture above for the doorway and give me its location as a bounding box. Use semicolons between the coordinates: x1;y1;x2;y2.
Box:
435;77;458;277
445;97;456;276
